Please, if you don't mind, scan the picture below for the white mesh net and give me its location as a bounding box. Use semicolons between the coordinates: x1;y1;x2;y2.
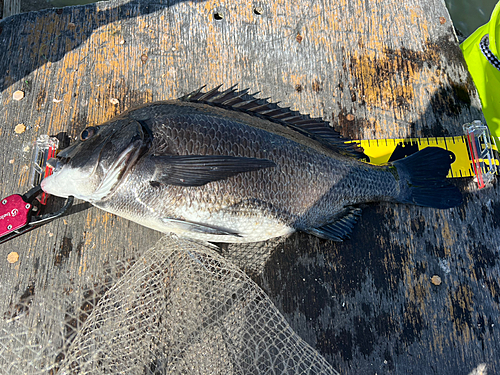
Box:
0;235;336;374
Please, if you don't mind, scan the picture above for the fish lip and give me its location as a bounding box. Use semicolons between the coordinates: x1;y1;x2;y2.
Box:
47;156;71;174
46;157;58;169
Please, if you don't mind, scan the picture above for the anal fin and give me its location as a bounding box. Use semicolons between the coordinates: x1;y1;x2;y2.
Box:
305;207;362;241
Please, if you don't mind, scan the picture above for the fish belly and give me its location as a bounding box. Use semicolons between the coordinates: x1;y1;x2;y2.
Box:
96;197;295;243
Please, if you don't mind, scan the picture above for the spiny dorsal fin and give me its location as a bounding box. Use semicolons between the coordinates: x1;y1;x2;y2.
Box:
178;85;365;159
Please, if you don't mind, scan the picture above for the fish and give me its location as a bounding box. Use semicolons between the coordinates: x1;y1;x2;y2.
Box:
41;86;462;243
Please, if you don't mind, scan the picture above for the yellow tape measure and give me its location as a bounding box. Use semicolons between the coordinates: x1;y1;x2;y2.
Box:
353;136;474;178
350;121;499;188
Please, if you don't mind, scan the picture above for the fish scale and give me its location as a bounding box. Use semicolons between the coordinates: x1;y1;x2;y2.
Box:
41;87;462;243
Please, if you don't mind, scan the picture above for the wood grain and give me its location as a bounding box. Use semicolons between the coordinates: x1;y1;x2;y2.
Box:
2;0;20;19
0;0;497;373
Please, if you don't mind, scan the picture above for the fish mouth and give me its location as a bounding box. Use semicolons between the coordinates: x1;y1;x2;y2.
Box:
44;138;144;201
46;156;68;173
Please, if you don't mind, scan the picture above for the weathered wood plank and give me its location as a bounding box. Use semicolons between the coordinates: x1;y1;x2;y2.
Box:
2;0;20;19
0;0;498;373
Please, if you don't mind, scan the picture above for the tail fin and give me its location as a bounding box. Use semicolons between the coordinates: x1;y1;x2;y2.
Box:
392;147;462;209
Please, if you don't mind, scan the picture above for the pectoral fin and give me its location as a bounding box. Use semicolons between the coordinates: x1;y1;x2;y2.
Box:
161;217;241;237
150;155;276;186
305;207;362;241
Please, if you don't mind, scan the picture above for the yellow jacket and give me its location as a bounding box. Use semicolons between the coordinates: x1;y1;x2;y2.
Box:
461;1;500;137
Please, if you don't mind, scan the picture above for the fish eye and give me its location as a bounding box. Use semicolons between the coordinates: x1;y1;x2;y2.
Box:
80;126;99;141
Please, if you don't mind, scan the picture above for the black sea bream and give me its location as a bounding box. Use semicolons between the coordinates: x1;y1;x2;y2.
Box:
41;86;462;243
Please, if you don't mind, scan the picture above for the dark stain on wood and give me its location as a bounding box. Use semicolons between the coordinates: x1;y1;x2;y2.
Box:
373;311;397;338
451;82;472;106
36;88;47;111
483;277;500;304
401;301;425;345
430;86;468;117
312;79;322;93
110;81;152;112
332;107;371;140
349;86;356;102
348;49;420;110
449;283;474;332
54;236;73;266
383;46;428;70
410;215;426;236
430;34;468;66
425;241;447;258
420;116;451;137
4;281;35;319
317;328;354;361
354;316;376;355
471;244;498;274
489;201;500;228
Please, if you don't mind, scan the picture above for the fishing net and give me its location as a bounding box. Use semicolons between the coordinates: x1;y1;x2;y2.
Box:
0;235;336;374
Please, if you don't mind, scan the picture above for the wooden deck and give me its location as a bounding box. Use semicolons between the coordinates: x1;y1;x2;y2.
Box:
0;0;498;373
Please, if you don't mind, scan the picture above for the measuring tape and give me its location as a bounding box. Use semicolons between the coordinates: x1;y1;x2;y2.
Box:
351;121;499;189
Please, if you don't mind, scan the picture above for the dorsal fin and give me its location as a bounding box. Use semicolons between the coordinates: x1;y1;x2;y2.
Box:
178;85;365;159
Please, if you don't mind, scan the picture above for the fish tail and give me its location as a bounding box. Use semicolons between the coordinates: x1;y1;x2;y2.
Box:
391;147;462;209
